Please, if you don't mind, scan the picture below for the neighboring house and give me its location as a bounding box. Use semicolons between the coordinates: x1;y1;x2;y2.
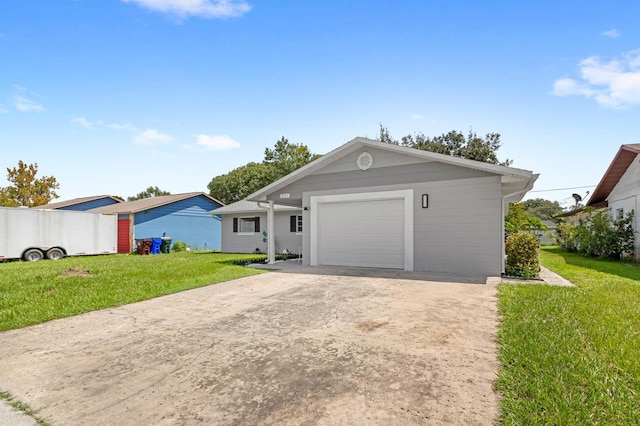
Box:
586;143;640;260
538;220;557;246
88;192;224;253
213;200;302;254
37;195;122;211
245;137;538;276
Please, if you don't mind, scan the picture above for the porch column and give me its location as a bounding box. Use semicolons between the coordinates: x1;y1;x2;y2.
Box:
268;200;276;264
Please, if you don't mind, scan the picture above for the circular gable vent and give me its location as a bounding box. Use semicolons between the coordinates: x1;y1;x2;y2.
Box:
356;152;374;170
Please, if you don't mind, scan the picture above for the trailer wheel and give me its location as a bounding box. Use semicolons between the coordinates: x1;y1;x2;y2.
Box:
23;249;44;262
46;248;65;261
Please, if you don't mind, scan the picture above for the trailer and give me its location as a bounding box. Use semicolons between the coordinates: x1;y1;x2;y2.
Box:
0;206;118;262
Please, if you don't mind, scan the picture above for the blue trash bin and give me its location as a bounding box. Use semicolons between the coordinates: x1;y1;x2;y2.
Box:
150;238;162;254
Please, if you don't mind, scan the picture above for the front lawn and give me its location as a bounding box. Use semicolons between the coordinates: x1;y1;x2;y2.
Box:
0;252;264;332
497;247;640;424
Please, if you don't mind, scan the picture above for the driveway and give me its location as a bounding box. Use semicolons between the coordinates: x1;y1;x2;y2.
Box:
0;268;500;425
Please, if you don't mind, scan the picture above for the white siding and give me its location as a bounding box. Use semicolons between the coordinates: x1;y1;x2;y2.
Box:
607;153;640;259
221;211;302;254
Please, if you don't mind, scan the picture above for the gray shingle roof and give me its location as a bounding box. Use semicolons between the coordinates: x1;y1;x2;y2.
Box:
88;192;224;214
36;195;122;209
212;199;301;215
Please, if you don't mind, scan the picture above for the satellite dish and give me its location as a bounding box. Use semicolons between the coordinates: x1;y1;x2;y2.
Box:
572;193;582;205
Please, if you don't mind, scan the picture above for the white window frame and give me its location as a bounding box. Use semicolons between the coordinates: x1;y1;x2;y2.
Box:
238;217;257;235
296;215;303;235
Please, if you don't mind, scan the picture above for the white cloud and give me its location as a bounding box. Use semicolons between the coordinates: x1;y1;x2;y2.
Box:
196;134;240;151
551;49;640;108
133;129;174;145
71;117;104;129
107;122;137;131
602;29;621;38
410;113;424;120
122;0;251;19
13;86;44;112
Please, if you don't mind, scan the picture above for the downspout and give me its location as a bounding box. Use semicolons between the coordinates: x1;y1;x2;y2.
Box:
501;175;538;274
257;201;276;264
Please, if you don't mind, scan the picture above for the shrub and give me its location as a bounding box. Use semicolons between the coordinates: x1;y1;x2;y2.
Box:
505;232;540;278
171;241;188;252
557;209;635;259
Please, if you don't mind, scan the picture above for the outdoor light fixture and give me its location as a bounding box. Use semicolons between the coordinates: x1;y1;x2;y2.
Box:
422;194;429;208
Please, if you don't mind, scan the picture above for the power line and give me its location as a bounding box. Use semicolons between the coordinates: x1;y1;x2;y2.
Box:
529;185;596;193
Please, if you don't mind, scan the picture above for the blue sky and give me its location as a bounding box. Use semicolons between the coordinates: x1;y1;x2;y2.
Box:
1;0;639;208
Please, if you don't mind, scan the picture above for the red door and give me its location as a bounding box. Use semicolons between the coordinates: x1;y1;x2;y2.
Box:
117;218;131;253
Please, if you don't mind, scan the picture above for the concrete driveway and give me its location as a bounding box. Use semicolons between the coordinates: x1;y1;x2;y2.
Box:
0;268;500;425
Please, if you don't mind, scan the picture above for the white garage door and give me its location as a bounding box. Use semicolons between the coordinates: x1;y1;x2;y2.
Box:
317;198;405;269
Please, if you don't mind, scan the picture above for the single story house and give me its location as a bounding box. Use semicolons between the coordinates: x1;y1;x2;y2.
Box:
244;137;538;276
37;195;122;211
88;192;224;253
585;143;640;260
213;200;302;254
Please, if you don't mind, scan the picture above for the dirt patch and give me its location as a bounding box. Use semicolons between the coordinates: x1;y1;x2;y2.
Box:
354;319;389;332
60;268;93;278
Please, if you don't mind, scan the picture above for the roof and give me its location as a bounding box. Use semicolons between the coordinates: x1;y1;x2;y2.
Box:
247;137;538;203
88;192;224;214
36;195;122;209
587;143;640;208
212;200;301;215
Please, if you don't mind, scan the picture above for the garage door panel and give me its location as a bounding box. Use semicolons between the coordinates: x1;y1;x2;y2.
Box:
318;198;404;269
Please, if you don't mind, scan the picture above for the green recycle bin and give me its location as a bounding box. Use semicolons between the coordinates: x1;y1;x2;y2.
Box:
160;237;172;253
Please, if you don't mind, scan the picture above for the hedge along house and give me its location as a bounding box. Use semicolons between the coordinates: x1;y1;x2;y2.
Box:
88;192;224;253
585;143;640;260
37;195;122;211
213;200;303;254
247;137;538;276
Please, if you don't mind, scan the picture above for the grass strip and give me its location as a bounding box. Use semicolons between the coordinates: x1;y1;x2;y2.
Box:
0;391;51;425
497;247;640;424
0;252;263;332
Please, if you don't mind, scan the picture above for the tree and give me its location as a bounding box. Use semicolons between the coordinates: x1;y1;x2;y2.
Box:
208;137;320;205
0;161;60;207
127;186;171;201
264;136;321;178
505;202;546;234
378;124;512;166
523;198;563;221
207;162;273;205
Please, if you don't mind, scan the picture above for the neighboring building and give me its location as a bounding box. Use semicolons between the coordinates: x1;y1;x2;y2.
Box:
37;195;122;211
538;220;557;246
89;192;224;253
586;143;640;260
245;137;538;276
214;200;302;255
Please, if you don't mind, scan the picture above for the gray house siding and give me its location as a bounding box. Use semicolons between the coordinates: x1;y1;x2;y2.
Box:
268;161;493;203
298;175;502;275
221;211;302;254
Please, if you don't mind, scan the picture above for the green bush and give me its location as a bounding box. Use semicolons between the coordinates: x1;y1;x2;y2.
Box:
557;209;635;259
505;232;540;278
171;241;188;252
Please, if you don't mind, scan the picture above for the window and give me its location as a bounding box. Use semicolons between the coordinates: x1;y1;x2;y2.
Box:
290;215;303;233
617;208;624;220
233;217;260;234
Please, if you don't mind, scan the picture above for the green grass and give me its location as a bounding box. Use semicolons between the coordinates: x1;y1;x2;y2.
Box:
0;391;51;425
497;247;640;424
0;252;264;332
